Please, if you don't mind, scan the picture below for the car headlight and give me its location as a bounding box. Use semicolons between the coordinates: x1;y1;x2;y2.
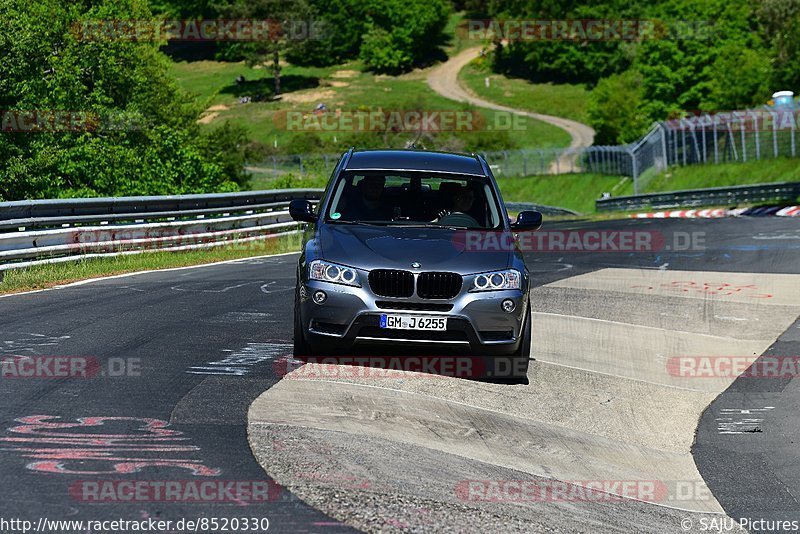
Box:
309;260;360;287
472;269;521;291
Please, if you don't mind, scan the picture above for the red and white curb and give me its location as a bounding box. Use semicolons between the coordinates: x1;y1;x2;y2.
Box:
631;209;729;219
777;206;800;217
631;206;800;218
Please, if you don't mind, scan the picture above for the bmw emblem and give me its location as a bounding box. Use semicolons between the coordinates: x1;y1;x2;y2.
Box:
411;262;421;268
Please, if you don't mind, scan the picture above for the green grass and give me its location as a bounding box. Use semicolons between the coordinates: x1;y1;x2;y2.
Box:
645;158;800;192
493;157;800;215
458;62;591;124
497;174;632;214
169;59;571;158
0;233;301;295
444;11;473;56
169;60;341;107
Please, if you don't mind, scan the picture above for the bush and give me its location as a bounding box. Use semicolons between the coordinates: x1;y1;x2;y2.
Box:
588;70;651;145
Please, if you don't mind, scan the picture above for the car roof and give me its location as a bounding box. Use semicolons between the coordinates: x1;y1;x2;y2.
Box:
345;149;486;177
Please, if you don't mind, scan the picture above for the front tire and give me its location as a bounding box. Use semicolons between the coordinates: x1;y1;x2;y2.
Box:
293;284;314;357
509;304;532;382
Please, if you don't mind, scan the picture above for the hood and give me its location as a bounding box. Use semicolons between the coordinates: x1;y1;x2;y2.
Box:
317;224;514;274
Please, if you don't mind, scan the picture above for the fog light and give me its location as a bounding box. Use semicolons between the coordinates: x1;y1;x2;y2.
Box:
501;299;515;313
313;290;327;304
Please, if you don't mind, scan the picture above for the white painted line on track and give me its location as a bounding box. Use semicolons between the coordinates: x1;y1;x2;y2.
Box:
0;251;300;300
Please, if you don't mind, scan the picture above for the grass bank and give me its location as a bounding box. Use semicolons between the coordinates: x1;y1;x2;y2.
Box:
170;59;571;158
0;233;301;295
458;62;591;124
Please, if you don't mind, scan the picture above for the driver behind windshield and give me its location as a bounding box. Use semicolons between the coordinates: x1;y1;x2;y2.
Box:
344;175;391;221
438;186;480;227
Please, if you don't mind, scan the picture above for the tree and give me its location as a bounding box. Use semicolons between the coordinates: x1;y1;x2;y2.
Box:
0;0;243;200
285;0;450;72
758;0;800;90
587;70;650;144
222;0;313;97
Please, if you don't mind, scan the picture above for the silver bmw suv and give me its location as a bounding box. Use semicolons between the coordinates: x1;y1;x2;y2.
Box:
289;148;542;379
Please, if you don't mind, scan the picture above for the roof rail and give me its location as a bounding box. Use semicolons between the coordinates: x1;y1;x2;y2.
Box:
474;153;491;177
341;147;355;170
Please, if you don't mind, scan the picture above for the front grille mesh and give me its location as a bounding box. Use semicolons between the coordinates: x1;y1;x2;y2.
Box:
417;272;463;299
375;301;453;312
368;269;414;297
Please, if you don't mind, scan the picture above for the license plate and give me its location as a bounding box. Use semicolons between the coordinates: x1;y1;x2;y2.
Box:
380;314;448;331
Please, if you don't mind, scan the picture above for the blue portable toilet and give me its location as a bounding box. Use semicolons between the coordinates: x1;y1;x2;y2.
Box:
773;91;795;108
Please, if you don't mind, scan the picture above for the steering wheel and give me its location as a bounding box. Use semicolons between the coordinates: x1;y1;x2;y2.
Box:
438;211;480;227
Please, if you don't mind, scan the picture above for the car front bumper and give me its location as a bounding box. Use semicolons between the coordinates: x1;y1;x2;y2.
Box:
299;279;528;355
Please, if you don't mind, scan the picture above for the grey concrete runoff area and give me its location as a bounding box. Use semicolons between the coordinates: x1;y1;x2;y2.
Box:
249;267;799;532
1;216;799;533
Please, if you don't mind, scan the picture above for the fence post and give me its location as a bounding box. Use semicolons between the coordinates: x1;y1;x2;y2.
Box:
272;156;277;178
659;123;668;171
740;114;747;162
522;151;527;176
629;147;639;195
727;122;738;161
712;114;719;164
701;118;707;163
753;112;760;160
681;121;687;166
792;113;797;157
772;111;779;157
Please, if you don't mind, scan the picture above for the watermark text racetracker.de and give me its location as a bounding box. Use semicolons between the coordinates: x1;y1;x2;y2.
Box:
668;356;800;379
273;109;527;132
1;110;149;133
456;479;715;504
0;356;141;379
69;479;281;503
453;229;706;253
0;516;271;533
71;18;323;42
465;19;714;41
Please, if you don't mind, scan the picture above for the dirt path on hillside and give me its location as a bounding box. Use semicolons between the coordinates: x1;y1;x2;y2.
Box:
427;47;595;173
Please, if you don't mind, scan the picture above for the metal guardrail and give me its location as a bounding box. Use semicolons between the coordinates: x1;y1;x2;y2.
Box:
0;188;572;273
504;202;578;217
0;189;323;271
595;181;800;212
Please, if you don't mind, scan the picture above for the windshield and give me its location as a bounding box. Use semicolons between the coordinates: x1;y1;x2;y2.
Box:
325;171;502;229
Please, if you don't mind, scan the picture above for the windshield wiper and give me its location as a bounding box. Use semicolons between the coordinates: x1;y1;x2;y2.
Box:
328;220;389;226
389;223;470;230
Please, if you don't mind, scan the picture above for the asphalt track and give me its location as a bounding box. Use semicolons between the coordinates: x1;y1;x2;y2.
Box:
1;216;799;533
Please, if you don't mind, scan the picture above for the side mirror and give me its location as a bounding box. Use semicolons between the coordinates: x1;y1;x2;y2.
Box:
289;199;316;223
510;210;542;231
